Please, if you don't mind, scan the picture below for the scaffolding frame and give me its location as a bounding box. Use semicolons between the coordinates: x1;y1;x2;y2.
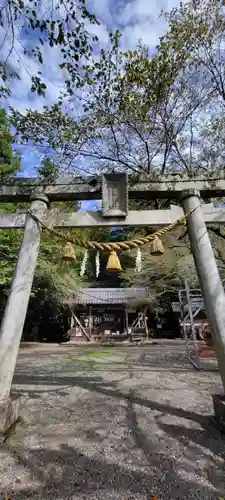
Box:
178;280;218;370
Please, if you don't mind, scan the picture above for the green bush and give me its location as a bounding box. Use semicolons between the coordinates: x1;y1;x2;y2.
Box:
22;276;71;343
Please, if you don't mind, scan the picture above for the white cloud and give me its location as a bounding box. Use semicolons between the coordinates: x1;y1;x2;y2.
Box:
88;0;182;49
0;25;63;114
2;0;183;114
13;143;47;175
118;0;178;48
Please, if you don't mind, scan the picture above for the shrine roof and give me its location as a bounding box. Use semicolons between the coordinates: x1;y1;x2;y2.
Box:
67;287;149;305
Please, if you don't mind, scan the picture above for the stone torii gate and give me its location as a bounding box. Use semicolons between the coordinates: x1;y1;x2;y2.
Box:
0;173;225;432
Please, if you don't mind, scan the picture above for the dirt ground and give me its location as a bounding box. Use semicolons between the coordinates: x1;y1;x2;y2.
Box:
0;341;225;500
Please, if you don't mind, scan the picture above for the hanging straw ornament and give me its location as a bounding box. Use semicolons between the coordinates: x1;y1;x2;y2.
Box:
96;251;100;277
150;236;164;256
106;251;122;272
135;247;142;272
62;242;76;262
80;249;88;276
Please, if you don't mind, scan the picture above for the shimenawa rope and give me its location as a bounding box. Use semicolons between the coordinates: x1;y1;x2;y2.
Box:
27;206;196;252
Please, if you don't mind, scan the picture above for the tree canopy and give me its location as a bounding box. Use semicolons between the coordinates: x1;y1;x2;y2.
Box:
10;1;225;178
0;0;100;98
3;0;225;325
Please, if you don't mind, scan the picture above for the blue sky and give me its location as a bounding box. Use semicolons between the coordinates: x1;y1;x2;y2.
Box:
2;0;182;208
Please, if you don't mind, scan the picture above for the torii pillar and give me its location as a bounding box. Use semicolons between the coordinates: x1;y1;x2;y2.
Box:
0;193;49;435
181;190;225;426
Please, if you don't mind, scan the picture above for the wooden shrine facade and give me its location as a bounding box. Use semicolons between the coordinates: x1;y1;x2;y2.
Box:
66;287;149;342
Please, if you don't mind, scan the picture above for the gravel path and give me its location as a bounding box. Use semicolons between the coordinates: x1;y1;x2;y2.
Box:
0;342;224;500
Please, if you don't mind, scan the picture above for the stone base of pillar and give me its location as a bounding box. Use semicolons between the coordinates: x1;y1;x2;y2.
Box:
212;394;225;432
0;394;25;442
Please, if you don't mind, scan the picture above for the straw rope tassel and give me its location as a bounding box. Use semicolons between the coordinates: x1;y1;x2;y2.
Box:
62;242;76;262
106;251;122;272
150;235;164;256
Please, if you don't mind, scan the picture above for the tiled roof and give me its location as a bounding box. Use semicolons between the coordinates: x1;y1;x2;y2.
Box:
67;287;149;305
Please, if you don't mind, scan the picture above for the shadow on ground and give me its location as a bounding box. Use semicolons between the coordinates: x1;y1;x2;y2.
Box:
6;367;225;499
3;434;224;500
12;371;221;429
5;344;223;499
